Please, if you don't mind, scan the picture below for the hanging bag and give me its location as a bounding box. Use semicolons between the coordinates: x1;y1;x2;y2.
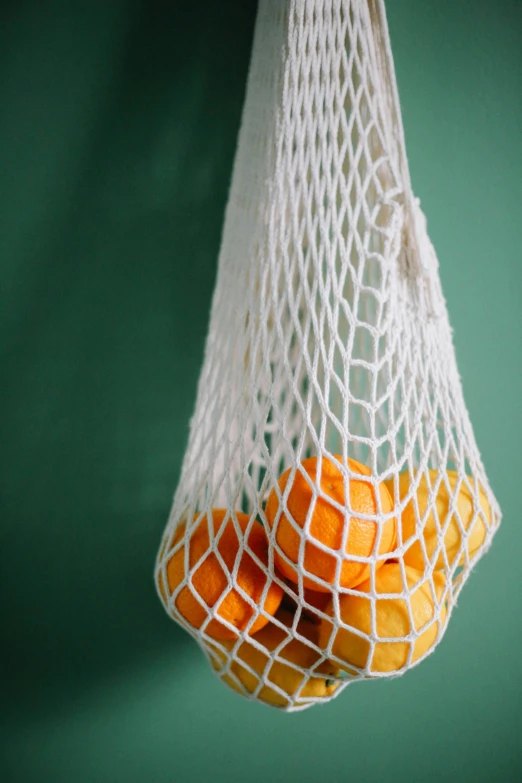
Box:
155;0;501;712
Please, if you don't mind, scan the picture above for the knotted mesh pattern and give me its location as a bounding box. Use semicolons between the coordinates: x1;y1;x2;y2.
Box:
155;0;501;712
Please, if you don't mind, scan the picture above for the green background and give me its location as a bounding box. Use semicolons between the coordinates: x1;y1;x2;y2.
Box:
2;2;521;781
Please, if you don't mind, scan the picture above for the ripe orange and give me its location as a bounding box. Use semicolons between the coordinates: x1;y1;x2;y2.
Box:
157;509;283;640
265;455;396;592
207;609;339;708
318;562;447;674
384;469;491;572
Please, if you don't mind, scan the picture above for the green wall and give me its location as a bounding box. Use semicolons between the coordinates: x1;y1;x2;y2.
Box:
2;2;521;781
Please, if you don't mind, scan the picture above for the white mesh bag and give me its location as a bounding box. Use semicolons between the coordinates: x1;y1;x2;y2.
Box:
155;0;501;712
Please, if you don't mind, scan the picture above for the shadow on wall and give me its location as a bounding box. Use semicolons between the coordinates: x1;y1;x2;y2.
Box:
1;0;258;717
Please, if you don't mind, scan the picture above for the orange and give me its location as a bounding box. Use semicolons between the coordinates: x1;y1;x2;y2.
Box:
207;609;339;708
265;455;396;592
157;509;283;640
384;469;491;572
318;562;447;675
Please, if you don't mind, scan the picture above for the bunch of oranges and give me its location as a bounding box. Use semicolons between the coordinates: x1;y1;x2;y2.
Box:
156;454;491;709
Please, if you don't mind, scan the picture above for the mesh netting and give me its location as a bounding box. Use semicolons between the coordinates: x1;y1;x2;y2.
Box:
154;0;501;712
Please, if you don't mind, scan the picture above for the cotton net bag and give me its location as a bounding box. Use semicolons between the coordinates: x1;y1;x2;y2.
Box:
155;0;501;712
